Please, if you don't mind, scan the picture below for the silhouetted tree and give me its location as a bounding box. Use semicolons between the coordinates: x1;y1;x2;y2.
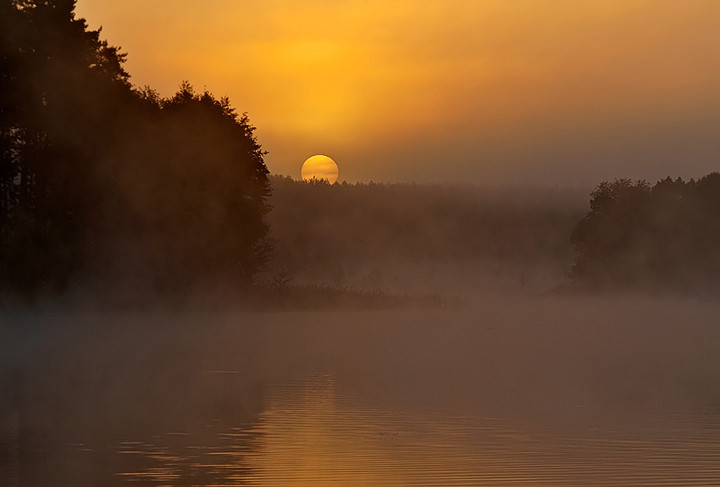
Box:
0;0;271;300
570;179;651;286
571;173;720;292
104;83;271;291
0;0;131;295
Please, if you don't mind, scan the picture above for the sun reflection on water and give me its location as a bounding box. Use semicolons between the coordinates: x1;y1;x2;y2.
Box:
110;374;720;486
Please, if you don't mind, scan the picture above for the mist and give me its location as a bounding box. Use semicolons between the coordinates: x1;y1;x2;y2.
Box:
3;293;720;485
265;176;587;297
4;174;720;484
3;1;720;485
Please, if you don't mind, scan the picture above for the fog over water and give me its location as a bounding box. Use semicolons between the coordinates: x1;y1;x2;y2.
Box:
3;2;720;485
2;293;720;485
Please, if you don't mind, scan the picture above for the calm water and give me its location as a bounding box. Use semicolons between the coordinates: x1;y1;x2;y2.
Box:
2;296;720;485
111;376;720;487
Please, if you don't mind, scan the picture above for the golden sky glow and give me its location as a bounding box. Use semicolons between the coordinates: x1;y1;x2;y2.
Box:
75;0;720;185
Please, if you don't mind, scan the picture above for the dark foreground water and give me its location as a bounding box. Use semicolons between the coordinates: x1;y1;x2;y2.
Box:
1;295;720;486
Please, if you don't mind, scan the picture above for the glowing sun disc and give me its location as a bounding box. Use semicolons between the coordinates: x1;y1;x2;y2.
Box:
301;155;339;184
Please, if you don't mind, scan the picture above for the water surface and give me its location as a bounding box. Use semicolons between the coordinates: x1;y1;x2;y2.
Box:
2;296;719;485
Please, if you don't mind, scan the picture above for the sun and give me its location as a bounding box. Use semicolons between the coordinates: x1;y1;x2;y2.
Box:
301;155;339;184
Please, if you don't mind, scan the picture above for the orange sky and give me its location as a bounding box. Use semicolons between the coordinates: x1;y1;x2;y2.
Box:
75;0;720;186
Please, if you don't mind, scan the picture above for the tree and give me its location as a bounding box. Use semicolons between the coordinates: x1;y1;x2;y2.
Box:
0;0;272;300
570;179;651;287
104;83;271;290
570;173;720;292
0;0;131;295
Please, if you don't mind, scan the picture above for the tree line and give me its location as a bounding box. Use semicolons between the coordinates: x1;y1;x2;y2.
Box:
0;0;270;301
267;176;583;291
1;1;716;303
571;173;720;292
269;173;720;294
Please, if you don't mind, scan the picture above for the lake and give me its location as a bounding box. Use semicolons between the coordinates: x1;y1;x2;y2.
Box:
1;295;719;485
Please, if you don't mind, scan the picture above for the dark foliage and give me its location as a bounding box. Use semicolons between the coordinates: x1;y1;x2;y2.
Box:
571;173;720;291
0;0;270;301
267;176;584;291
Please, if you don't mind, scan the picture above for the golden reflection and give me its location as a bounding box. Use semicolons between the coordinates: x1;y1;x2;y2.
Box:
240;376;514;486
112;374;720;486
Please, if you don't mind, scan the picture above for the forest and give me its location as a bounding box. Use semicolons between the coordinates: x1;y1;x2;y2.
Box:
571;174;720;292
0;0;270;302
266;176;584;295
268;173;720;297
1;0;719;305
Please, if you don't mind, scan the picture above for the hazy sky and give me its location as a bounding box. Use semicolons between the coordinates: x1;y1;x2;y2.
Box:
75;0;720;186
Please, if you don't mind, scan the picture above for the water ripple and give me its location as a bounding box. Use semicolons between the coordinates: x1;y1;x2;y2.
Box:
112;375;720;486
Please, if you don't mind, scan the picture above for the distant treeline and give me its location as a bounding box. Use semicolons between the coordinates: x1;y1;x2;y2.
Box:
571;173;720;292
267;176;584;291
2;2;717;304
0;0;270;300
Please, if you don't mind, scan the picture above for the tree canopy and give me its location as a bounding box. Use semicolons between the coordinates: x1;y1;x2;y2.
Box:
571;173;720;292
0;0;270;301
